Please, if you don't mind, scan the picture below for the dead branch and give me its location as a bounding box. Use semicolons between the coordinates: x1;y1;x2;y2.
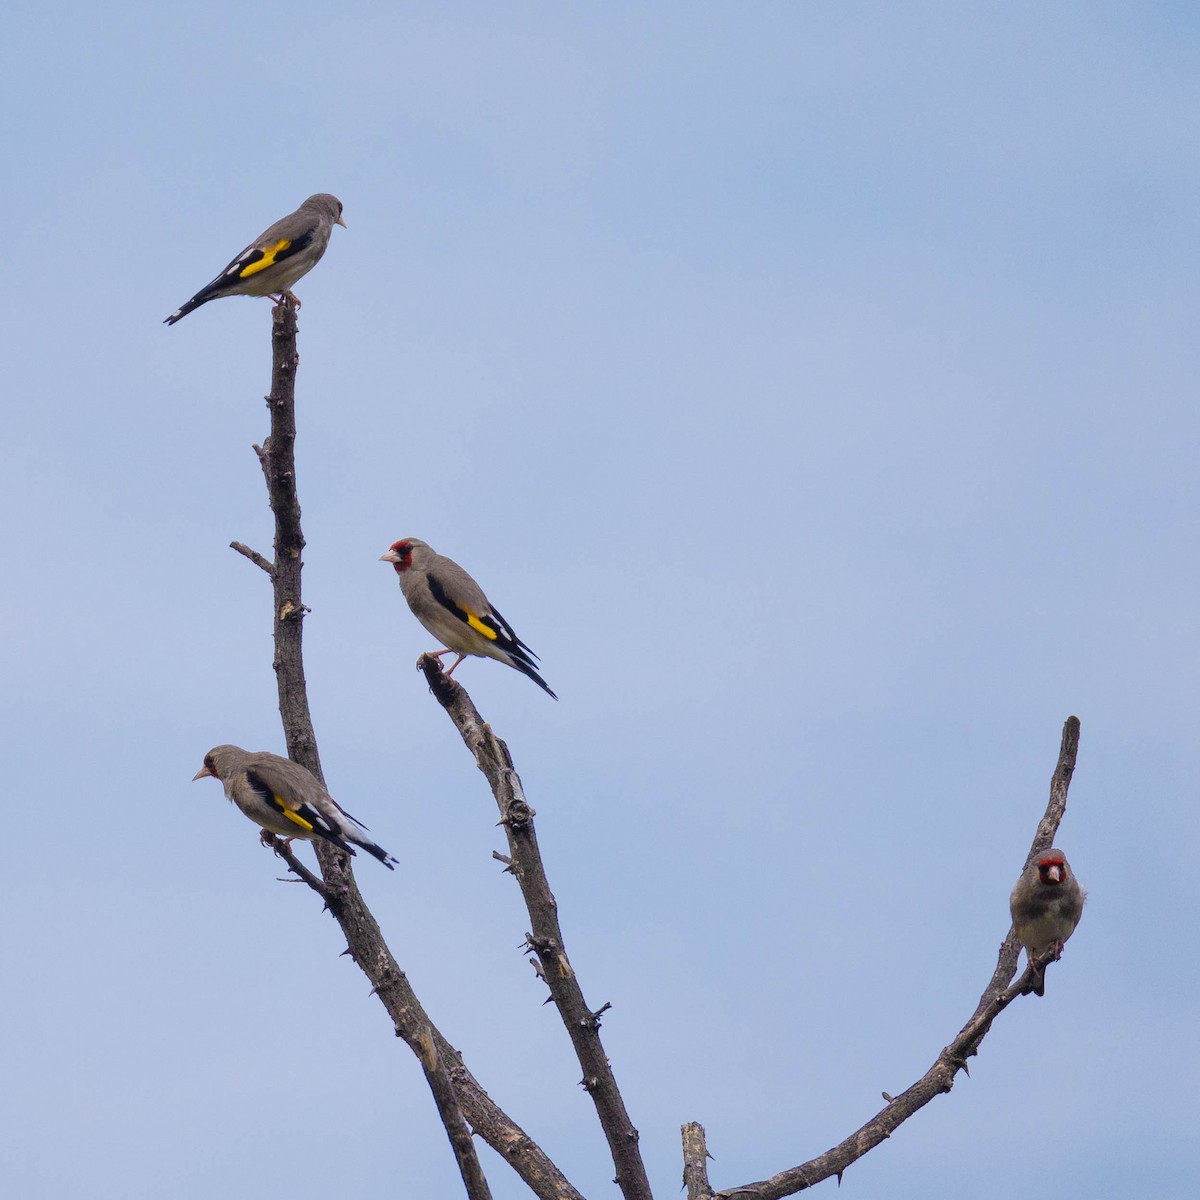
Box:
710;716;1083;1199
236;300;581;1200
682;1122;714;1200
419;654;654;1200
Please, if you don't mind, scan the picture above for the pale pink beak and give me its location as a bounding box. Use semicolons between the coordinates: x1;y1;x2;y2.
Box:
379;550;401;563
192;764;215;781
336;215;348;228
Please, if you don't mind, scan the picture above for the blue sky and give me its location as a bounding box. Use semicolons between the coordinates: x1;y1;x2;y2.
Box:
2;3;1197;1197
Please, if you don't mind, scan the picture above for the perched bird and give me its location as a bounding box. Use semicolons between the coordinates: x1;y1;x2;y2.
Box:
1009;847;1085;995
193;744;397;869
380;537;557;699
164;194;346;325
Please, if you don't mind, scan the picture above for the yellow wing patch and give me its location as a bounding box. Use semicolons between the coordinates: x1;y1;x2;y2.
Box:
239;238;291;279
278;799;314;832
465;612;499;641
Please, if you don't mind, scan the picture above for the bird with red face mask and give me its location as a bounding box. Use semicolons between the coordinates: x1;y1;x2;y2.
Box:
1009;847;1085;995
380;537;557;699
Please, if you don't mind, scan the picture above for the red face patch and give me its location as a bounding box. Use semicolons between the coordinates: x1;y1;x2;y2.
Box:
1038;859;1064;885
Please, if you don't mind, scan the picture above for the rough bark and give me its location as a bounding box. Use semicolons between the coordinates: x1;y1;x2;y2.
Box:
224;299;1089;1200
236;301;580;1200
682;1123;714;1200
419;655;654;1200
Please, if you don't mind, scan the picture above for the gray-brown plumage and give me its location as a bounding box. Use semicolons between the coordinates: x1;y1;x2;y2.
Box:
165;194;346;324
380;537;556;698
1009;847;1085;995
193;744;397;869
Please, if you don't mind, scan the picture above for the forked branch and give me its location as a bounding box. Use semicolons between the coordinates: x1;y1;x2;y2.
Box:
237;301;580;1200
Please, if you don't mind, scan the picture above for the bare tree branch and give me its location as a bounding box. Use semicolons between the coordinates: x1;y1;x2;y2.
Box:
229;540;275;576
236;301;582;1200
416;1027;496;1200
229;299;1086;1200
710;715;1083;1199
1024;713;1080;869
682;1123;714;1200
419;654;655;1200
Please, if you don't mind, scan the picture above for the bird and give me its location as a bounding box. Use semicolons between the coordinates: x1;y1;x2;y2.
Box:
380;537;557;699
193;744;397;869
1009;847;1085;995
164;194;346;325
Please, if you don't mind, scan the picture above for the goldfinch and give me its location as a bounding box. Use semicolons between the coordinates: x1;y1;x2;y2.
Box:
380;537;557;699
165;194;345;325
193;744;397;869
1009;848;1085;995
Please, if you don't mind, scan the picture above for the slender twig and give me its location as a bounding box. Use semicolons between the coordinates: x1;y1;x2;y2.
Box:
710;716;1083;1199
419;654;655;1200
229;540;275;576
236;301;581;1200
264;833;330;896
682;1123;714;1200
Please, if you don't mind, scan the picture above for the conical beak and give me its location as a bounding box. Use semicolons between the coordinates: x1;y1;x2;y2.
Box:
192;764;214;781
336;215;348;228
379;550;401;563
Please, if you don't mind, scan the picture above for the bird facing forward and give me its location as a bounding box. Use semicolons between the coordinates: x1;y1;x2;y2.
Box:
165;194;346;325
380;537;557;699
193;744;397;869
1009;847;1085;995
